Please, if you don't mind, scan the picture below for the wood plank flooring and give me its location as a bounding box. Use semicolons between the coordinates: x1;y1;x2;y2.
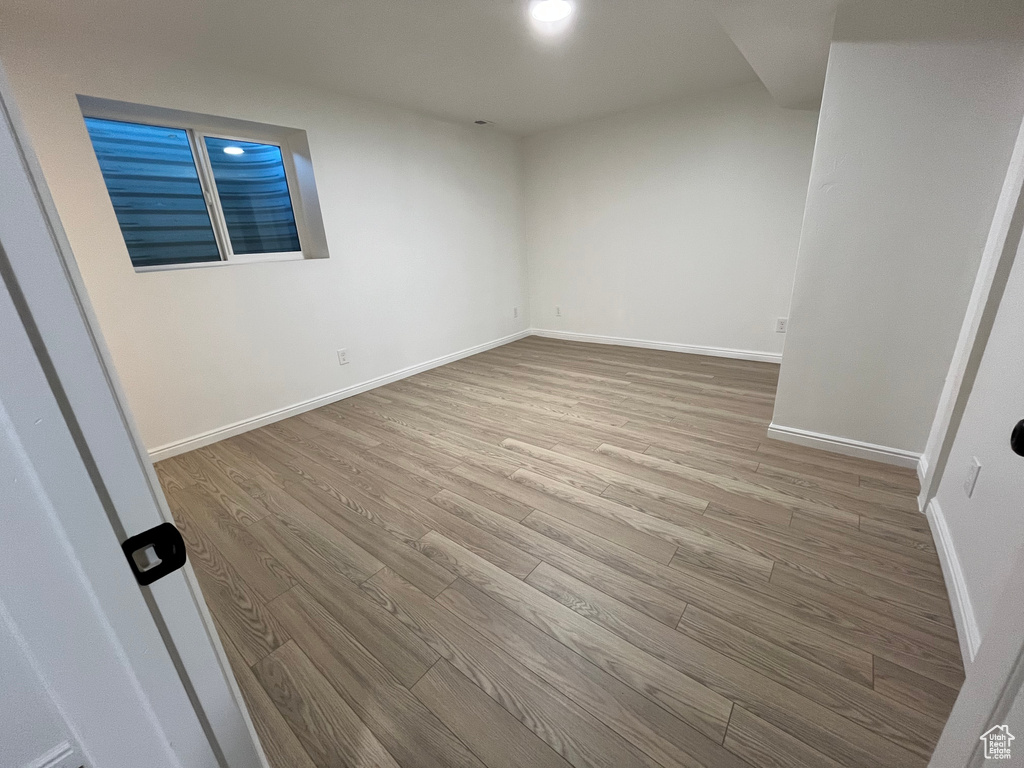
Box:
156;337;963;768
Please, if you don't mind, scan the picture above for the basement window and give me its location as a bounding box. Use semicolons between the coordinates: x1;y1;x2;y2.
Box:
79;96;329;271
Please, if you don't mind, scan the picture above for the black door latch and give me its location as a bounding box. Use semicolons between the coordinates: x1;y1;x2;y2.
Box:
121;522;187;586
1012;419;1024;457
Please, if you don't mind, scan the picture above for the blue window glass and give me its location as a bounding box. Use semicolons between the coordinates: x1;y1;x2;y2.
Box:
204;137;301;255
84;117;221;268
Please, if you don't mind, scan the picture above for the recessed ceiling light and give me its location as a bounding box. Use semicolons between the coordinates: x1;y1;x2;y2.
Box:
530;0;574;23
223;146;245;155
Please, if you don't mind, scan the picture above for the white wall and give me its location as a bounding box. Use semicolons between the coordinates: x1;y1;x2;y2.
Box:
0;30;528;456
772;0;1024;455
524;82;818;359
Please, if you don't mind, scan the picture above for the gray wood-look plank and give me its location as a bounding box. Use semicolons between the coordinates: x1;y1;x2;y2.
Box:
253;640;401;768
411;658;575;768
156;337;962;768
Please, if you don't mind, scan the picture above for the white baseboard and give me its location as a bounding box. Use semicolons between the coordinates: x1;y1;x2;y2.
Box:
916;454;930;511
148;330;531;461
766;422;921;469
529;328;782;364
926;498;980;667
149;329;784;461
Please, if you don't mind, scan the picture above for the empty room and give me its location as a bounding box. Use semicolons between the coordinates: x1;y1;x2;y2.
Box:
3;0;1024;766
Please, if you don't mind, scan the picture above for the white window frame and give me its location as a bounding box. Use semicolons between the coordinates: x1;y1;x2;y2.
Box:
190;129;304;266
78;96;330;273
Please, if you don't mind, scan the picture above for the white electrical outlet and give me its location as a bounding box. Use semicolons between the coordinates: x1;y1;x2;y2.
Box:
775;318;788;333
337;349;349;366
513;306;519;319
964;457;981;498
555;306;562;317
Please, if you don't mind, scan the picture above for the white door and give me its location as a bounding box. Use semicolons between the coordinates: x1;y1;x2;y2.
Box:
0;264;217;767
927;141;1024;764
0;64;264;767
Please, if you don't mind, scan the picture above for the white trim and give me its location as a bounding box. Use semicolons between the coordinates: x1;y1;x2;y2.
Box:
529;328;782;364
149;330;531;461
23;742;80;768
148;328;781;462
926;498;981;667
766;422;920;468
133;252;305;273
915;454;929;512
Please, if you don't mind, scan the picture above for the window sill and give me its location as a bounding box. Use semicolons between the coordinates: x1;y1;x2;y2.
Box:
133;252;307;273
